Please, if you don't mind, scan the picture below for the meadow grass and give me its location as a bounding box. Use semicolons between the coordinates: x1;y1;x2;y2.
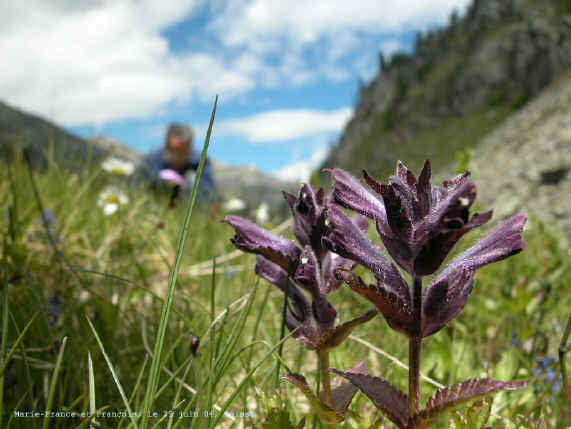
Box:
0;135;569;428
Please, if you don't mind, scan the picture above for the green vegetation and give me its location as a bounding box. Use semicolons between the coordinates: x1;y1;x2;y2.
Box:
0;139;569;428
349;101;516;180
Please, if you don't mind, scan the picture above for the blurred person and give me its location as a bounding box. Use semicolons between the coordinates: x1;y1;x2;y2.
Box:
136;123;217;204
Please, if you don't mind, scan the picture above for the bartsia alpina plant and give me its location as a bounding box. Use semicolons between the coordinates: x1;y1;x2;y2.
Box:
323;161;528;428
224;184;378;423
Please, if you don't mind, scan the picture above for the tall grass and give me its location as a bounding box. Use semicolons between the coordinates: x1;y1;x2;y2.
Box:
0;118;569;427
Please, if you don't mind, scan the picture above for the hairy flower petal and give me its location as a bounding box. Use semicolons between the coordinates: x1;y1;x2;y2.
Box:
255;256;309;322
322;205;409;298
295;246;337;324
283;184;326;253
224;215;301;274
413;210;493;276
325;168;388;225
362;162;494;275
441;214;526;273
322;252;356;294
422;214;526;336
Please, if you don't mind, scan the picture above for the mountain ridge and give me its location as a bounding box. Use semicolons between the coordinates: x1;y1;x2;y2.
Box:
321;0;571;180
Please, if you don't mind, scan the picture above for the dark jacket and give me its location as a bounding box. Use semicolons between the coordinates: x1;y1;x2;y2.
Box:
135;148;217;202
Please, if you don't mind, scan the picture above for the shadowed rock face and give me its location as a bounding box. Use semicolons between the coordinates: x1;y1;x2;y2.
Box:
323;0;571;179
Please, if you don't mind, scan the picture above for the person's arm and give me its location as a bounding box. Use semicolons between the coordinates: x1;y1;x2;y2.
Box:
133;150;162;189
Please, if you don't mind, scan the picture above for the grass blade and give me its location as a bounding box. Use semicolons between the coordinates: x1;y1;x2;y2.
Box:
88;351;96;429
0;235;9;429
0;314;39;377
140;95;218;429
211;330;295;428
42;336;67;429
86;316;138;428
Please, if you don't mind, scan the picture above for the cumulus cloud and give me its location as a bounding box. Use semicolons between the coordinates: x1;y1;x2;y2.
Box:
209;0;470;49
273;145;329;182
0;0;469;126
0;0;251;125
215;107;352;142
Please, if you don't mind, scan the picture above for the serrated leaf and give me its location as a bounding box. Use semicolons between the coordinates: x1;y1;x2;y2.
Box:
413;378;527;427
318;310;377;351
282;374;344;425
337;269;414;336
330;370;409;429
320;361;366;414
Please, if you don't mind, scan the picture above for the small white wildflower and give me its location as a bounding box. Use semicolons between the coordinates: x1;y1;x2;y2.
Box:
223;197;247;212
459;197;470;207
101;157;135;176
255;202;270;224
97;186;129;216
300;257;309;264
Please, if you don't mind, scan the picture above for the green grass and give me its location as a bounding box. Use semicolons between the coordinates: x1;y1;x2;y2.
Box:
348;101;516;181
0;136;570;428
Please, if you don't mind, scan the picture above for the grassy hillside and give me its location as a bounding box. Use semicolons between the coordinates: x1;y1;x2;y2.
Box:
1;145;569;428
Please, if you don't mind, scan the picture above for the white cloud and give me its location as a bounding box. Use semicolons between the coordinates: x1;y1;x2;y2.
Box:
215;107;352;142
209;0;471;49
0;0;251;126
206;0;470;89
273;145;329;182
0;0;470;126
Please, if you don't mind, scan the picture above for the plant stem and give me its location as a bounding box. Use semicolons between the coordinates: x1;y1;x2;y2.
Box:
275;276;290;387
319;350;332;407
408;275;423;418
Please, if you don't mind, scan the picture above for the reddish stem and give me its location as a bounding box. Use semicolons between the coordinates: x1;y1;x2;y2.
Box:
408;275;423;419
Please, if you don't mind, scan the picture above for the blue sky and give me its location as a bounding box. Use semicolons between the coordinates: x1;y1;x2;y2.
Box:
0;0;470;181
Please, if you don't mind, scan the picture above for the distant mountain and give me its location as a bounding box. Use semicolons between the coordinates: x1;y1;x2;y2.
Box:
0;100;106;170
322;0;571;180
212;161;297;211
0;99;295;211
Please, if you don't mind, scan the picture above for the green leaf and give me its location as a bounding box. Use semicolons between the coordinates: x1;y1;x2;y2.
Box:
413;378;527;428
330;370;409;429
495;350;518;381
282;374;344;425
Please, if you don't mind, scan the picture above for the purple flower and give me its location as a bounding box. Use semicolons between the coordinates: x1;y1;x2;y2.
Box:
159;169;185;186
324;161;526;337
327;161;494;276
422;214;526;336
225;185;377;350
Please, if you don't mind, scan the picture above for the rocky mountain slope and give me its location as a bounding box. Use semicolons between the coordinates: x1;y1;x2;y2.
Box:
322;0;571;181
455;70;571;239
